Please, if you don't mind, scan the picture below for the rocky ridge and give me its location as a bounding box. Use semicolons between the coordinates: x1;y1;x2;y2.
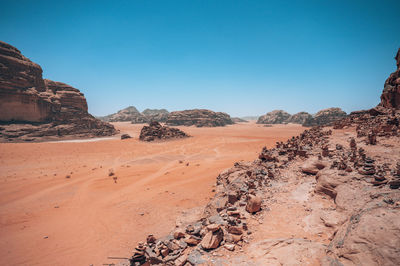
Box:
139;121;189;142
0;41;117;142
166;109;234;127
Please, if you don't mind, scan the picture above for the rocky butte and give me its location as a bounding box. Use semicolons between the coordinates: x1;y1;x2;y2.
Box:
166;109;234;127
0;41;117;142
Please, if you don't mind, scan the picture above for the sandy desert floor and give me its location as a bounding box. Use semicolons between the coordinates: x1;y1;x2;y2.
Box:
0;122;304;266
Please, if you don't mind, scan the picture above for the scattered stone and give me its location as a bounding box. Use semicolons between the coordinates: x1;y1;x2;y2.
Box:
121;134;132;140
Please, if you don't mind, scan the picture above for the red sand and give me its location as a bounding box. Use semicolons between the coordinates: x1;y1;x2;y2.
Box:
0;122;304;266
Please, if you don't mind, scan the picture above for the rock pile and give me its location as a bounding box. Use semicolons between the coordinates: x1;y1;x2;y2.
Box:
139;121;189;142
166;109;234;127
0;41;117;142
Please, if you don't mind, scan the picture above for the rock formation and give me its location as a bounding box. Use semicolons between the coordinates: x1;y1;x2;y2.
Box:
303;107;347;127
139;121;189;142
142;108;169;122
99;106;147;123
100;107;170;123
380;48;400;109
256;110;291;124
125;50;400;266
287;111;312;124
166;109;234;127
0;41;117;142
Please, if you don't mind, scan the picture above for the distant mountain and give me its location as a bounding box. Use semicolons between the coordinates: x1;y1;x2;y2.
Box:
98;106;147;123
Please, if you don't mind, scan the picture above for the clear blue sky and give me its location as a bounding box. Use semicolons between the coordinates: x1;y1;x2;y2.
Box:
1;0;399;117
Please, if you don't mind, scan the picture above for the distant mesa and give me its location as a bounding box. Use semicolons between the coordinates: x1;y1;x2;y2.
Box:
99;107;169;123
256;108;347;127
303;108;347;127
380;48;400;109
139;121;189;142
232;117;248;123
166;109;234;127
0;41;117;142
257;110;291;124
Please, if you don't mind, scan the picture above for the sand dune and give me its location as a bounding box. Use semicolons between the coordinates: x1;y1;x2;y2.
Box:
0;122;304;266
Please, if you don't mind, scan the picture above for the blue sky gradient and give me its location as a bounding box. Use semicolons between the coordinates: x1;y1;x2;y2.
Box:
1;0;399;117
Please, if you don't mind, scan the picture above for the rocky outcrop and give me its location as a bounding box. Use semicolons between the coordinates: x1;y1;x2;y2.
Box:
380;48;400;109
0;41;117;142
287;111;312;124
256;110;291;124
303;108;347;127
139;121;189;142
99;106;147;123
166;109;234;127
142;108;169;122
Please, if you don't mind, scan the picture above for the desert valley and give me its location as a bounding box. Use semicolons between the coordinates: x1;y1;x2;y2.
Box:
1;2;400;266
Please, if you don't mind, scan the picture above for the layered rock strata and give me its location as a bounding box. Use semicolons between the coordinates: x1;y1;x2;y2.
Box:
0;41;117;142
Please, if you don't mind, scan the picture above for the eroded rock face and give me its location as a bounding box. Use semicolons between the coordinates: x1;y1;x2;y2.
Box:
166;109;234;127
0;41;117;141
287;112;312;124
257;110;291;124
139;121;189;142
380;48;400;109
303;108;347;127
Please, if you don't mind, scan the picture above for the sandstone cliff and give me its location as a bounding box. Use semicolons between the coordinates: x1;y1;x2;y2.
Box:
166;109;234;127
0;41;117;141
380;48;400;109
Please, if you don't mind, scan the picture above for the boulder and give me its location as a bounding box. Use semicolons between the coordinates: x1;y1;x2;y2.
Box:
246;194;262;213
200;228;223;249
